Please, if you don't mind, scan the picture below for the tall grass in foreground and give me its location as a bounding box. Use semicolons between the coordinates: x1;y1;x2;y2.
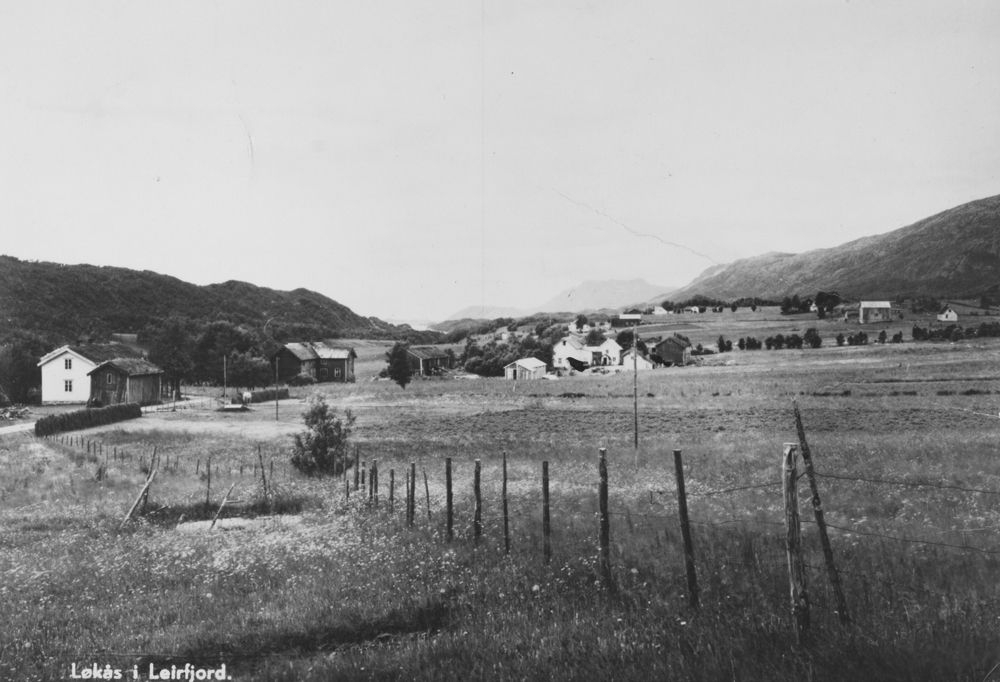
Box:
4;429;1000;680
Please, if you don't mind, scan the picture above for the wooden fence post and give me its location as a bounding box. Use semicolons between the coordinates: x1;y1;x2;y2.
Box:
205;457;212;508
361;461;367;496
783;443;810;645
794;403;850;625
446;458;453;542
423;469;431;519
474;459;482;543
542;460;551;564
389;468;395;513
598;448;613;590
354;446;360;491
673;449;699;609
372;460;379;509
409;462;416;526
502;452;510;555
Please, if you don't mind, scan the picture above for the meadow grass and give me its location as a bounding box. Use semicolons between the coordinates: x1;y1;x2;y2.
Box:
3;340;1000;680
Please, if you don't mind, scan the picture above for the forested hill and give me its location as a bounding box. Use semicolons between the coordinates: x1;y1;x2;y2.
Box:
668;193;1000;301
0;256;427;345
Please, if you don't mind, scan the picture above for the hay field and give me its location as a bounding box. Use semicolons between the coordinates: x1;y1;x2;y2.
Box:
3;337;1000;681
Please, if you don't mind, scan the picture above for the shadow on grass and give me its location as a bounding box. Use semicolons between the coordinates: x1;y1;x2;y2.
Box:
138;599;450;668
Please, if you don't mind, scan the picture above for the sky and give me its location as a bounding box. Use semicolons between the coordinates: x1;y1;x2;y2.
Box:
1;2;998;323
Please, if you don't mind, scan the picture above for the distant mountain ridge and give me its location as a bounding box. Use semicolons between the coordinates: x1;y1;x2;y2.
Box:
535;279;675;313
0;256;419;345
668;194;1000;301
444;279;675;322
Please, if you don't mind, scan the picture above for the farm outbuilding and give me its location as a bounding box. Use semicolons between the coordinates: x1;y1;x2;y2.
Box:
652;334;692;366
859;301;894;323
37;343;145;405
88;358;163;406
407;347;454;375
504;357;547;381
274;342;356;383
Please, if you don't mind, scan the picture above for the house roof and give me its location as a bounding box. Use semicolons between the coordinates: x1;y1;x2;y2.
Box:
506;357;546;371
38;343;143;367
655;334;692;350
860;301;892;308
407;346;451;360
558;336;584;350
88;358;163;376
282;341;355;361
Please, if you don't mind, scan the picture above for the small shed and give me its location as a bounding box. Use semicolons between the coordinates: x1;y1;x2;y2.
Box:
504;357;547;381
407;347;454;375
859;301;893;323
88;358;163;406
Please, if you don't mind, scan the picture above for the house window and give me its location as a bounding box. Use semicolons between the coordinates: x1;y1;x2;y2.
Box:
65;358;72;370
64;380;73;392
334;367;342;378
107;372;114;384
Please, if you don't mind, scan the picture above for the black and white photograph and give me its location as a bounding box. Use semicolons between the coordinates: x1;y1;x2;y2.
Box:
1;2;999;680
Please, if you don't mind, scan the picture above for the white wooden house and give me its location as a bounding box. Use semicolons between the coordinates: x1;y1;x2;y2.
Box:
553;336;590;369
621;349;655;370
937;306;959;323
37;343;144;405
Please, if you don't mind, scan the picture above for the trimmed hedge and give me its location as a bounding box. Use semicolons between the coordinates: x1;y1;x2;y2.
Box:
34;403;142;437
249;388;290;404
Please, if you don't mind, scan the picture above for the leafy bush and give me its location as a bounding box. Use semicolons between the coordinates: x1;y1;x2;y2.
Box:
34;403;142;437
288;374;316;387
290;394;356;477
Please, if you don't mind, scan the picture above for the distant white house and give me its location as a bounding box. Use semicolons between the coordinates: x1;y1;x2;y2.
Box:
504;357;547;381
592;338;622;365
652;306;669;316
937;306;959;323
686;306;701;314
37;343;144;405
553;336;622;369
553;337;590;369
621;348;655;371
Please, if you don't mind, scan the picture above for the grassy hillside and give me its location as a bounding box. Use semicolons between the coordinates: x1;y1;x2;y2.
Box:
670;193;1000;301
0;256;428;345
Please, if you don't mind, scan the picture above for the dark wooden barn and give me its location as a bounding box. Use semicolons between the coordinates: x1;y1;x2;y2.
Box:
652;334;692;367
88;358;163;406
274;342;356;383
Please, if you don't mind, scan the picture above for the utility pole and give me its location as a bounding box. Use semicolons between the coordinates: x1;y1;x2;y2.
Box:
274;355;279;422
619;313;642;452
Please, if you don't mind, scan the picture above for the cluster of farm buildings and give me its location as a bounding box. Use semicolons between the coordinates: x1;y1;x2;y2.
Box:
29;299;969;402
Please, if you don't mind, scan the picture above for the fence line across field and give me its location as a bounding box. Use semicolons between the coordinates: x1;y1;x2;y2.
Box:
33;400;1000;644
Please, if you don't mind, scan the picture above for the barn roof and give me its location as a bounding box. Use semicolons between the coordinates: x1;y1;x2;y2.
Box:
280;341;356;361
407;346;451;360
88;358;163;376
282;342;320;361
655;334;692;350
506;357;546;370
310;342;356;360
860;301;892;308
